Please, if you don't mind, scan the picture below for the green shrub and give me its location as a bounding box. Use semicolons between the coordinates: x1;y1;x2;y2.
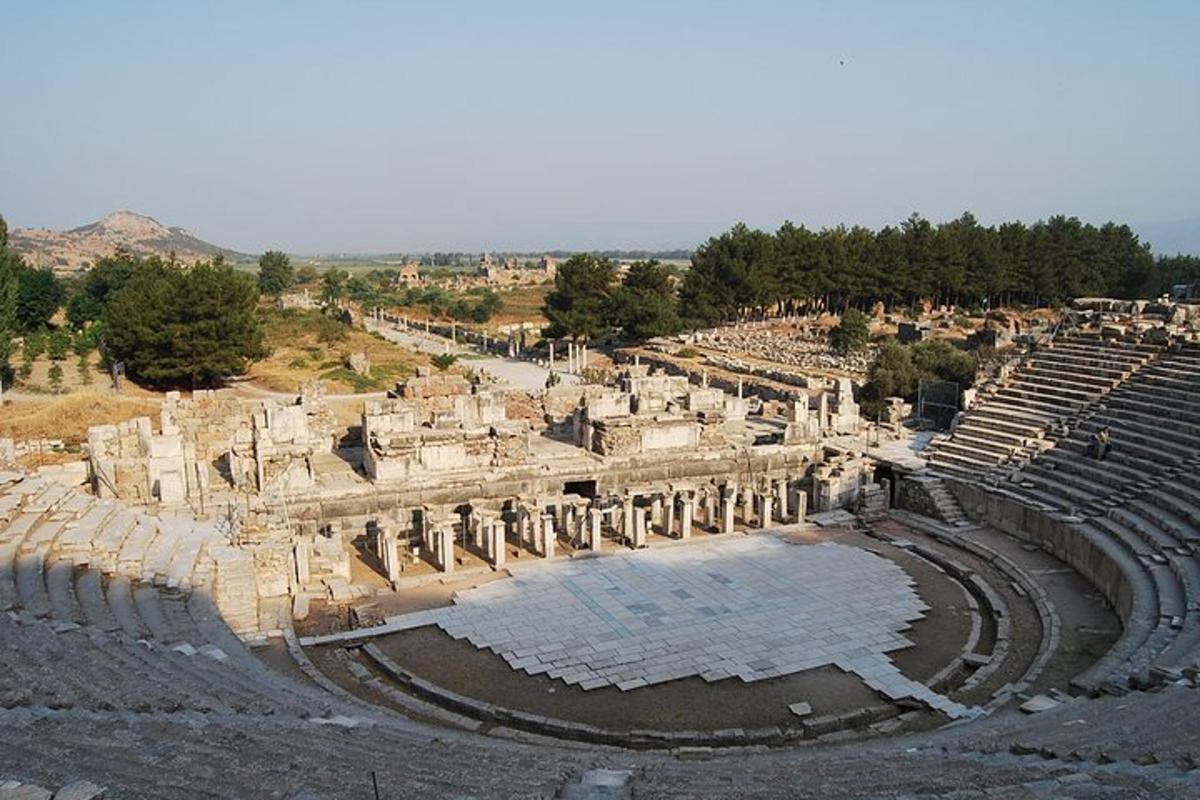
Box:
430;353;458;372
47;329;71;361
829;309;871;354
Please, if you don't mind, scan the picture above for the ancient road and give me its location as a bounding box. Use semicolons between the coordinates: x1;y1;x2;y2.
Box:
366;318;580;393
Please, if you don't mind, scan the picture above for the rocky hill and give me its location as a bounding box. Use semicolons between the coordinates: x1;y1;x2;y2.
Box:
9;210;249;271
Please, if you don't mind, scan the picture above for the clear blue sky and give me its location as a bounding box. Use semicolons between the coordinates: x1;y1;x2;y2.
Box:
1;1;1197;253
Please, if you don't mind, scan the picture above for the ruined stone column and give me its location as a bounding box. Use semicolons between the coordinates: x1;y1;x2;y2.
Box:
588;507;602;550
623;495;635;542
721;487;736;534
541;514;556;558
632;507;648;548
758;493;773;529
383;528;402;583
650;496;663;529
794;489;807;523
472;511;486;550
741;485;755;524
530;508;543;554
490;522;506;569
438;527;455;573
776;479;789;521
665;494;677;539
680;494;694;539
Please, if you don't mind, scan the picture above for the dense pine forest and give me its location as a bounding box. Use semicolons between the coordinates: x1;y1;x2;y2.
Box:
679;213;1200;326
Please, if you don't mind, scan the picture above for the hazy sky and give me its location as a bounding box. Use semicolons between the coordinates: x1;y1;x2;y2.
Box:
1;1;1197;253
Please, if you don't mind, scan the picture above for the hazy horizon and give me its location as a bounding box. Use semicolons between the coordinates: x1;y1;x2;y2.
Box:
2;2;1197;254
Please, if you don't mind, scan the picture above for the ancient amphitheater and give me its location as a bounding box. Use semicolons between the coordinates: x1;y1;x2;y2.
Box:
1;301;1199;799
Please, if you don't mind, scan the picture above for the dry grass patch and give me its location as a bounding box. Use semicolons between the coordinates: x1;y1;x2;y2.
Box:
249;308;430;394
1;391;161;444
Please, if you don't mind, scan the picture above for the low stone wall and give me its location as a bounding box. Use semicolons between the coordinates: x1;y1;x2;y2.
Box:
946;480;1147;695
623;352;803;403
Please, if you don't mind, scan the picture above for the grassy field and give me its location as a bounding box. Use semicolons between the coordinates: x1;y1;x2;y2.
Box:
248;307;432;393
489;285;550;327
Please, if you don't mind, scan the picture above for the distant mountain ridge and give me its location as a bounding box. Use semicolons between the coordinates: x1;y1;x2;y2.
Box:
9;210;248;272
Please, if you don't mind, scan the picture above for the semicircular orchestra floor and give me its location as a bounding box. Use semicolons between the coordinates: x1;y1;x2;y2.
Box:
305;522;1112;736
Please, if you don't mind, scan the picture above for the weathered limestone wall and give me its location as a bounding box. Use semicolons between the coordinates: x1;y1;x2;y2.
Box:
362;380;531;480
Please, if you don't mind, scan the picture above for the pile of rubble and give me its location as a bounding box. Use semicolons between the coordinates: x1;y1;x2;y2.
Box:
692;324;878;374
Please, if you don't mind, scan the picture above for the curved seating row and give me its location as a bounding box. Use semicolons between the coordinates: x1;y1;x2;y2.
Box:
0;472;335;717
942;340;1200;690
927;334;1162;479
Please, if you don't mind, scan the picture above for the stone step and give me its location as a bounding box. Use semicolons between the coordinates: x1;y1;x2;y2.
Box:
992;388;1082;414
75;569;121;632
19;517;70;556
2;512;45;547
105;576;150;640
1019;465;1104;506
15;551;52;618
950;425;1026;449
117;520;160;575
46;559;84;624
133;584;178;643
0;543;19;611
141;524;186;584
90;511;141;571
55;502;121;555
1086;409;1200;448
1012;374;1104;402
22;483;72;514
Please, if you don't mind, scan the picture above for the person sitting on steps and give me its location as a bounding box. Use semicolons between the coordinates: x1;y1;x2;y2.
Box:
1095;426;1112;461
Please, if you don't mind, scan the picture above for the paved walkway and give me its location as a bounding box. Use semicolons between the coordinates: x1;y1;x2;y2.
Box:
366;319;579;392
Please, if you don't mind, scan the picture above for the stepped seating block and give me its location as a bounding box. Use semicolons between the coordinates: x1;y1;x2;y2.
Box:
0;493;26;524
2;512;43;546
141;526;185;584
15;551;52;617
24;483;71;514
56;502;120;555
20;519;68;556
117;520;160;574
46;559;83;623
0;543;20;611
76;569;121;632
134;584;176;642
105;576;149;639
90;510;141;570
56;492;94;518
166;532;211;590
